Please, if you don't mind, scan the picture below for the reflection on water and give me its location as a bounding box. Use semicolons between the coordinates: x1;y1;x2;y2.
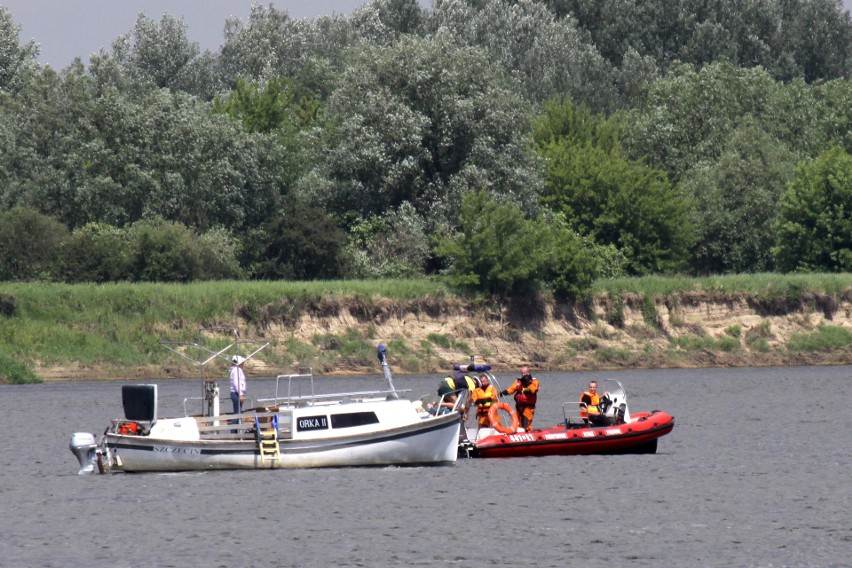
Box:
1;366;850;567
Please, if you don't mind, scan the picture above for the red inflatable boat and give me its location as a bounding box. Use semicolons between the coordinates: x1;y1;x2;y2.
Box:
460;380;674;458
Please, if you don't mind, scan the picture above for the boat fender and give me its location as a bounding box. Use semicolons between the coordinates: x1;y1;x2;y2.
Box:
488;402;519;435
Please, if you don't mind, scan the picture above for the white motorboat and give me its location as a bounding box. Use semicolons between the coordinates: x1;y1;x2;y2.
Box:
70;343;461;473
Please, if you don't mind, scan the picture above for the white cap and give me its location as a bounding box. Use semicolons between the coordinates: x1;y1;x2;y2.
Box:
231;355;246;365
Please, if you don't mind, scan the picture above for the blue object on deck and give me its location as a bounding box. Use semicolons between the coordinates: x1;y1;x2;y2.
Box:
453;364;491;372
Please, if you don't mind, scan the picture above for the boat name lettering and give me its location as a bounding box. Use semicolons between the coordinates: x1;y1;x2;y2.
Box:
605;429;622;435
297;415;329;431
508;433;535;442
153;446;200;454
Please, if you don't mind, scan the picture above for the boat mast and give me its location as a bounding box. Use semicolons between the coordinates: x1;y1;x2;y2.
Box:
159;327;271;417
377;343;399;399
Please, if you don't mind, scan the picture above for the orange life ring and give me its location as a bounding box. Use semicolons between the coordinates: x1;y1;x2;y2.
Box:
488;402;519;434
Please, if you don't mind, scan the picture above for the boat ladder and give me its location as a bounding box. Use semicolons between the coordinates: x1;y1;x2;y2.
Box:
255;413;281;464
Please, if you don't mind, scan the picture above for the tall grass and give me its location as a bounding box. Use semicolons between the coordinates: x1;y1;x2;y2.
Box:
0;350;40;384
1;275;850;382
591;273;852;298
0;279;451;377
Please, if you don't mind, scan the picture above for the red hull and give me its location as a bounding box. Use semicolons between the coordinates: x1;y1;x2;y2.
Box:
467;410;674;458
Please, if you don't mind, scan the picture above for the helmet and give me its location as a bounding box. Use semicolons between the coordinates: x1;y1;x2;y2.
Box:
231;355;246;365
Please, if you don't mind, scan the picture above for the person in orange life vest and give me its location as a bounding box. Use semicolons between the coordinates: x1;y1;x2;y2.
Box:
580;380;611;426
500;366;539;431
471;374;499;428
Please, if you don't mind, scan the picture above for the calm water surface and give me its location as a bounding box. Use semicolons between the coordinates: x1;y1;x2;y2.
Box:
1;366;850;567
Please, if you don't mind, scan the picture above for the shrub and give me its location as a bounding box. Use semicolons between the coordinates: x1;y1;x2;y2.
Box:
426;333;452;349
0;208;68;281
787;325;852;352
53;223;128;283
125;218;202;282
641;295;660;328
0;352;41;384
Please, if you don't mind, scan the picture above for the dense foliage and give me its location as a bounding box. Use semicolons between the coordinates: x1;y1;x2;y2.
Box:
1;1;852;297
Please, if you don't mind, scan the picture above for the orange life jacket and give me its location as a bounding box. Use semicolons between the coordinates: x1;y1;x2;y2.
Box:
509;378;538;407
473;385;498;413
580;390;600;419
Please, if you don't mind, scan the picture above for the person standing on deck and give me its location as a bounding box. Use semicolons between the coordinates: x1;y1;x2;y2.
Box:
229;355;247;415
471;374;499;428
500;366;540;431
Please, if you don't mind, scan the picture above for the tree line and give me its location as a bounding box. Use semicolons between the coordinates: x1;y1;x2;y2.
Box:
1;0;851;299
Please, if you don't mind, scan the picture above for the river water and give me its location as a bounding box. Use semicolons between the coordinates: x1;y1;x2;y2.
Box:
1;365;849;567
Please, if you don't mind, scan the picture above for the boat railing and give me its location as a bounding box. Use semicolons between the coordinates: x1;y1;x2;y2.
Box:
182;395;253;416
562;401;590;427
194;408;293;440
256;372;411;407
427;389;469;417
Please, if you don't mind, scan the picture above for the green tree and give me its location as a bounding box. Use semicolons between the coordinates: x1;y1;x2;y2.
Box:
681;122;797;274
0;7;39;92
219;4;339;85
436;190;552;298
0;63;102;227
353;0;426;44
339;202;431;278
436;190;615;299
771;0;852;82
775;146;852;272
535;100;691;274
623;63;783;183
307;33;542;228
88;14;208;96
0;208;68;281
8;86;286;233
543;213;628;300
546;0;852;83
428;0;623;110
624;64;852;185
213;77;319;134
248;200;347;280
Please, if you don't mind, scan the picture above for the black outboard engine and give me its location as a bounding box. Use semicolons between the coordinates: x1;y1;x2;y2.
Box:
615;403;627;424
599;393;613;415
69;432;98;474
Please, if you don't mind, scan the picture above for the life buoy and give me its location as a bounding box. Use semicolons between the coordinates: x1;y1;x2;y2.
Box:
488;402;519;434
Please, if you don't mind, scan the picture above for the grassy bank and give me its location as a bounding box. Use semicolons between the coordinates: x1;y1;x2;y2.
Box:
0;279;451;383
1;274;851;384
592;272;852;298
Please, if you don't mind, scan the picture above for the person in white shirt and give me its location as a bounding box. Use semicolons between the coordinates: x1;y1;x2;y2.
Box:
229;355;247;416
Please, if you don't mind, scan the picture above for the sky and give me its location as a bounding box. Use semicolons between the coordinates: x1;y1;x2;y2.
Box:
3;0;852;70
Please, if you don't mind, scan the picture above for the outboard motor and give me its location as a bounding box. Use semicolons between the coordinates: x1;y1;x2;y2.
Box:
69;432;98;474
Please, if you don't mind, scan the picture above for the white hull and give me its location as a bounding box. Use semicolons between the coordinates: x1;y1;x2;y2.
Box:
70;349;463;474
105;411;461;471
